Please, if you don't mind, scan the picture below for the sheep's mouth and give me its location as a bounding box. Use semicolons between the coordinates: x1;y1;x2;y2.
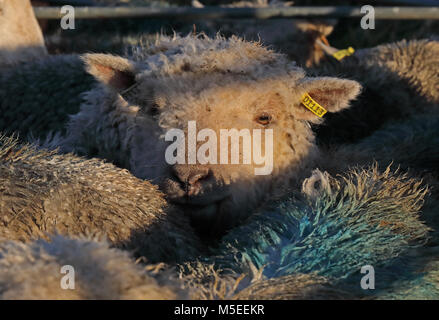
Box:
175;194;231;222
178;199;230;240
161;177;230;206
171;192;227;206
179;201;219;218
176;197;226;216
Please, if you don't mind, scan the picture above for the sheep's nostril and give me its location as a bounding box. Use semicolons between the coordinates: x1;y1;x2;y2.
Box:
188;171;209;186
171;168;186;190
171;166;210;197
187;170;210;196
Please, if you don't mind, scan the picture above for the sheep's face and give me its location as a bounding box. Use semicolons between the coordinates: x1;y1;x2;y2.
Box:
149;77;312;237
82;50;360;238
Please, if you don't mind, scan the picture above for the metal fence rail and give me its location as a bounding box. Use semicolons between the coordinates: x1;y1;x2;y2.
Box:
371;0;439;6
33;6;439;20
41;0;96;5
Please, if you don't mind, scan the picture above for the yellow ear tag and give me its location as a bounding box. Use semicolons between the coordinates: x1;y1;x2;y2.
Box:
332;47;355;61
301;93;328;118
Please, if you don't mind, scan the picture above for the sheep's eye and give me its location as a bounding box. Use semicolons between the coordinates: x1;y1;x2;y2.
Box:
256;112;272;125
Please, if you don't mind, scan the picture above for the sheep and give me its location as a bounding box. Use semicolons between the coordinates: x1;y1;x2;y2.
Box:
348;38;439;105
2;33;437;246
176;160;435;299
209;165;431;299
0;34;362;238
0;236;188;299
318;112;439;228
0;0;47;68
367;197;439;300
311;38;439;145
340;114;439;269
64;34;363;237
42;0;334;65
0;161;434;299
0;236;358;300
322;113;439;177
191;0;335;67
0;6;435;299
179;261;356;300
376;258;439;299
0;54;95;139
0;135;202;263
0;118;436;300
231;274;356;300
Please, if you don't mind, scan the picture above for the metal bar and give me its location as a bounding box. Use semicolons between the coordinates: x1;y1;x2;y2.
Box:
367;0;439;6
33;6;439;20
38;0;96;5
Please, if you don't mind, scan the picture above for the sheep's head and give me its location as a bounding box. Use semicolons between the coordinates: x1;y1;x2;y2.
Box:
80;35;361;238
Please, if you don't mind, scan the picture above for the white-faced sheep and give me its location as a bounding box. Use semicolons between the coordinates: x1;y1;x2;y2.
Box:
2;34;436;240
60;34;361;237
0;5;437;300
0;136;202;263
0;34;363;238
0;0;47;68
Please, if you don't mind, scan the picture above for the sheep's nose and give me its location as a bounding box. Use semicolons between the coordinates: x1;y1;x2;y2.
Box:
172;165;210;196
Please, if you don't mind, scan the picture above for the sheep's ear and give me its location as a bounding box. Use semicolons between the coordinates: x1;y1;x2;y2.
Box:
82;53;137;92
294;77;361;122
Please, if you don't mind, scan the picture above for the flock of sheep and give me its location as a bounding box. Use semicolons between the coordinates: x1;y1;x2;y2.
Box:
0;0;438;299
